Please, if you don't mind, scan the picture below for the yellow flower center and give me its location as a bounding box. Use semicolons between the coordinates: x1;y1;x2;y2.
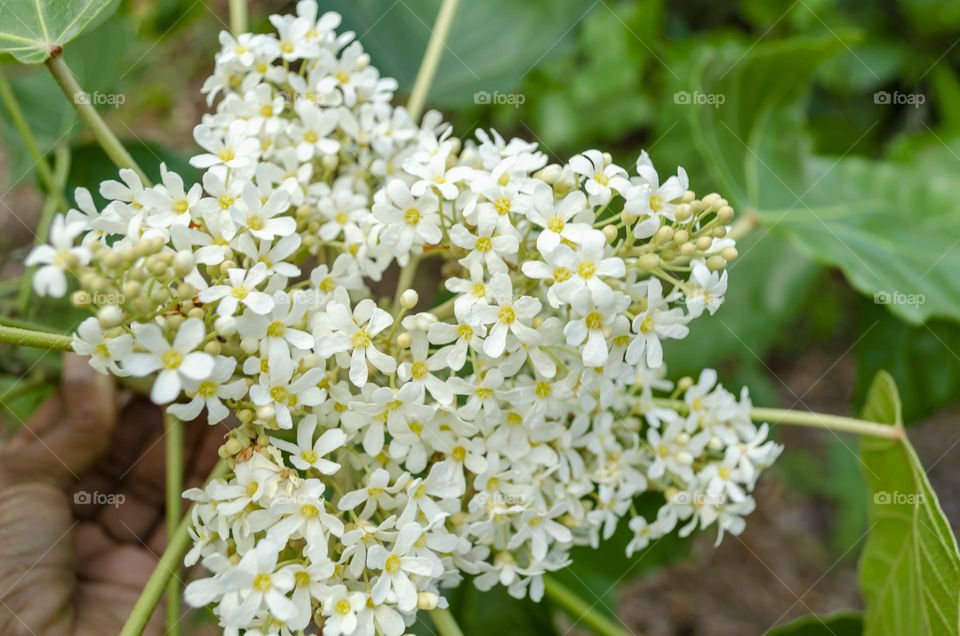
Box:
94;343;110;358
336;598;352;615
457;324;474;339
247;215;264;231
218;148;235;162
475;236;492;252
335;211;349;225
300;504;319;518
585;311;604;330
295;571;311;588
319;276;336;292
452;446;467;461
384;554;401;574
219;194;234;209
232;285;250;299
260;104;274;117
301;449;318;464
270;386;289;403
577;261;596;279
547;216;565;233
174;199;190;214
252;573;272;592
352;329;371;348
161;350;183;370
535;381;552;399
639;316;655;333
494;197;511;215
336;70;350;84
553;267;571;283
649;194;663;212
411;361;428;379
404;208;421;225
267;321;286;337
498;305;516;324
198;380;217;398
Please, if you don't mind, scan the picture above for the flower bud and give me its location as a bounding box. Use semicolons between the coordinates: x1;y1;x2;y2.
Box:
400;289;419;309
721;246;738;261
215;316;238;337
638;254;660;270
240;337;259;354
173;250;195;275
533;163;562;184
602;225;619;243
396;332;412;348
71;290;91;308
677;376;693;391
717;205;734;223
98;305;123;328
417;592;439;610
707;255;726;271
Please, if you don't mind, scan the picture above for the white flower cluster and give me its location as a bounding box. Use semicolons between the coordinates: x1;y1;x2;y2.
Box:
27;3;782;634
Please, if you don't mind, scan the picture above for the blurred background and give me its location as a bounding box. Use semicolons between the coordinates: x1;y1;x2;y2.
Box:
1;1;959;634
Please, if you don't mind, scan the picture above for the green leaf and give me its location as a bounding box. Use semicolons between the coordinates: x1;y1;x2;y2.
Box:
766;611;863;636
858;372;960;636
0;0;120;64
444;581;557;636
327;0;592;107
691;36;960;325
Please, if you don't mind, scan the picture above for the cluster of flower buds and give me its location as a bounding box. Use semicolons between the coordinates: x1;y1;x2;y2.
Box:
27;3;781;634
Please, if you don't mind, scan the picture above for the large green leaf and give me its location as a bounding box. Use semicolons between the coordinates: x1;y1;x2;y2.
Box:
691;36;960;325
0;0;120;64
858;372;960;636
327;0;592;107
766;611;863;636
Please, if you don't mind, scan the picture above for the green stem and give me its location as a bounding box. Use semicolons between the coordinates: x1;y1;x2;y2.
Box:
0;325;72;351
119;459;229;636
429;606;465;636
392;254;421;313
164;411;184;636
229;0;248;35
45;53;150;185
406;0;460;120
0;70;68;210
652;398;904;440
19;141;71;315
543;575;630;636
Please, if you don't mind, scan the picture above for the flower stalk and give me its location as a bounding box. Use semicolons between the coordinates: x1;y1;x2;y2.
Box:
45;51;150;185
0;69;68;211
230;0;248;35
407;0;460;120
0;325;73;351
429;606;465;636
119;459;229;636
652;398;904;440
164;411;185;636
543;575;630;636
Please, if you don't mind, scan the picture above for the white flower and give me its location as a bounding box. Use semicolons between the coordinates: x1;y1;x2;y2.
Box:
271;413;345;473
199;262;275;317
684;260;728;317
232;183;294;240
467;273;541;358
168;355;246;423
249;358;326;429
122;318;214;404
568;149;628;205
373;180;443;252
543;229;625;312
626;150;688;238
625;278;689;369
71;317;132;375
314;297;396;386
291;100;340;160
26;215;90;297
367;522;435;611
526;184;593;252
190;120;260;170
